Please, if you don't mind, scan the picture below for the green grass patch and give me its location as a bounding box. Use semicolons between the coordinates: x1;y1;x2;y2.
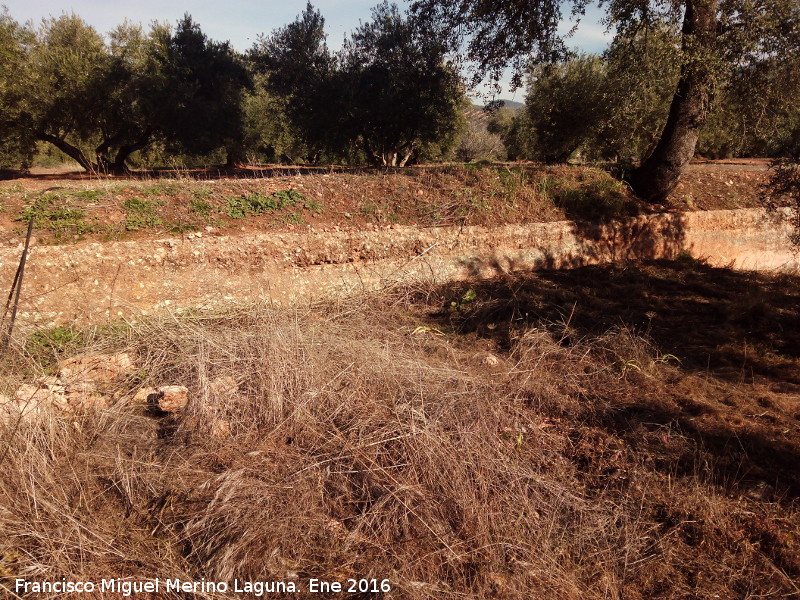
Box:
537;176;562;198
225;189;308;219
359;203;378;217
139;182;181;197
303;197;323;214
72;189;105;202
168;223;199;233
281;212;304;225
122;197;163;231
26;325;84;362
16;193;95;235
188;197;213;217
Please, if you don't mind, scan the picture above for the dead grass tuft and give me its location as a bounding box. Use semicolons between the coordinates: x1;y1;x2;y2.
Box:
1;266;799;598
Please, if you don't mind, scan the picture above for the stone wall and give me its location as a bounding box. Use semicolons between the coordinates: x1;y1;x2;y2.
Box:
0;208;795;330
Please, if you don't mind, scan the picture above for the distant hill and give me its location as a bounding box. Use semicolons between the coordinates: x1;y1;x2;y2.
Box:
495;99;524;111
464;99;523;127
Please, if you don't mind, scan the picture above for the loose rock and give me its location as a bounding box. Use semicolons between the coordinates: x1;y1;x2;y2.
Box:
482;354;500;367
59;352;135;390
156;386;189;413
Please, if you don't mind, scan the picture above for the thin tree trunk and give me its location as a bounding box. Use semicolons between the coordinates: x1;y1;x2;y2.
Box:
629;0;718;203
35;132;98;173
398;148;414;167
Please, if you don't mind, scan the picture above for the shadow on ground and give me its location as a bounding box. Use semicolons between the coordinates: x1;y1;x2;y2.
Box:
438;258;800;381
431;259;800;503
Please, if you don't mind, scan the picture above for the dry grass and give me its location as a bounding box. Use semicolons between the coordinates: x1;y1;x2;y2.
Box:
1;265;799;599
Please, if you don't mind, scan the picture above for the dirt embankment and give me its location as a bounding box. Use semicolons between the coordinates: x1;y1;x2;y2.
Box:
0;161;773;246
0;161;790;331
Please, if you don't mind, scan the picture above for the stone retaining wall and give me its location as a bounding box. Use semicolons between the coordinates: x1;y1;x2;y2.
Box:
0;208;795;330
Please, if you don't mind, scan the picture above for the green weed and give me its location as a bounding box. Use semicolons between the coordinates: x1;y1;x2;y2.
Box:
72;189;104;202
188;197;213;217
555;177;633;220
168;223;199;233
225;189;307;219
16;194;94;234
281;213;304;225
140;182;181;197
359;203;378;216
26;325;83;357
192;187;213;200
122;197;163;231
303;197;323;213
537;176;562;198
449;288;477;312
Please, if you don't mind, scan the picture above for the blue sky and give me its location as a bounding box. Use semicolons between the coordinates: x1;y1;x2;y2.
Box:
4;1;613;97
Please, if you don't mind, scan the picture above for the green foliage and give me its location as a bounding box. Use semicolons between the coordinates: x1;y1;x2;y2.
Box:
763;131;800;245
537;175;561;198
122;197;163;230
359;203;377;217
72;189;105;202
188;197;213;217
16;13;249;174
413;0;800;202
303;196;323;213
250;2;464;166
26;325;82;356
241;75;314;163
449;288;477;312
454;110;505;163
5;0;796;176
522;56;611;163
598;27;681;162
487;107;531;160
281;212;304;224
249;3;344;163
225;189;308;218
502;31;680;165
158;15;252;160
0;8;35;169
17;194;94;234
140;182;181;197
698;53;800;158
340;2;464;166
554;176;634;220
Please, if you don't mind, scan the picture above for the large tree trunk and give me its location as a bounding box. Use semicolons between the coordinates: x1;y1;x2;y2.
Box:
111;131;153;175
225;147;245;169
629;0;718;203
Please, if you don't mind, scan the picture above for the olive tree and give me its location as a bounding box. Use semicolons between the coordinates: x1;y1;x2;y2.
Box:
19;13;249;174
0;7;35;169
340;2;464;166
411;0;800;202
249;3;345;163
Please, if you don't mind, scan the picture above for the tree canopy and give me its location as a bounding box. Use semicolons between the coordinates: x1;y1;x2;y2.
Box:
2;12;250;174
411;0;800;201
250;2;464;167
249;3;345;163
0;7;35;169
2;2;799;176
340;2;464;166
